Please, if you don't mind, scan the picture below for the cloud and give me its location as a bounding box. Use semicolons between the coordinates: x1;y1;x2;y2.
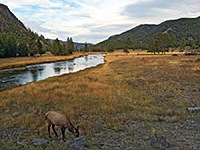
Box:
122;0;200;24
0;0;64;9
2;0;137;43
1;0;200;44
73;34;108;44
91;23;136;35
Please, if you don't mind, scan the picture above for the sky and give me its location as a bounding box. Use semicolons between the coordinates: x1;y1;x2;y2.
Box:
1;0;200;44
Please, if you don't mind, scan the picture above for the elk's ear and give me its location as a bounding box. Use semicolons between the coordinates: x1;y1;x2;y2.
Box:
77;125;79;130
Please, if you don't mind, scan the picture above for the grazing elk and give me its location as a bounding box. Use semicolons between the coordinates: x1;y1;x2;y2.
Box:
45;111;79;141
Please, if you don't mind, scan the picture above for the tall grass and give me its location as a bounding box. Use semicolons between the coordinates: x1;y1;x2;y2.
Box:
0;52;199;148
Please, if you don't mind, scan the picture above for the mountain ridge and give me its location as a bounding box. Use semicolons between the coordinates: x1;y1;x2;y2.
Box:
0;4;25;28
0;3;28;38
96;16;200;49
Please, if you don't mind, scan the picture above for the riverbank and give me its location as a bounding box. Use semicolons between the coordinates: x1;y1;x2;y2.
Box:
0;54;105;90
0;52;200;149
0;51;186;71
0;52;105;70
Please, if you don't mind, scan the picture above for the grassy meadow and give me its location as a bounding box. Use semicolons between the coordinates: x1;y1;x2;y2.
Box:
0;51;200;149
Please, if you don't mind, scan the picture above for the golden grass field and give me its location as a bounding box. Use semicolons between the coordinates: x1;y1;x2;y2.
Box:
0;51;200;149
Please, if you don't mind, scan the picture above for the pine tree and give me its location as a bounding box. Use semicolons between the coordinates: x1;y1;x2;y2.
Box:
148;37;155;54
124;37;132;54
67;37;74;54
190;40;196;49
155;33;162;54
179;37;186;51
170;34;177;48
170;34;177;52
37;39;43;56
3;34;17;57
18;41;28;57
84;42;88;52
28;32;38;56
155;32;170;54
61;43;68;55
51;38;60;56
70;37;74;50
107;43;115;52
162;33;170;53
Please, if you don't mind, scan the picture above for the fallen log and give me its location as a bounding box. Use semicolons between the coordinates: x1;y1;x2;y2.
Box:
187;107;200;112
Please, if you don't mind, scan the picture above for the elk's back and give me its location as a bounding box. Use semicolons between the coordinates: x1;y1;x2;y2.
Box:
46;111;68;127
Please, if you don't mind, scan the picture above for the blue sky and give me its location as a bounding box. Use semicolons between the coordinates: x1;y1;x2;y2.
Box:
1;0;200;44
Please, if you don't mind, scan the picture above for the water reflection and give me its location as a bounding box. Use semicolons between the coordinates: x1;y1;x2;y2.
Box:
68;60;75;72
30;69;38;81
85;55;88;61
54;68;61;74
68;65;74;72
39;67;44;76
0;54;105;89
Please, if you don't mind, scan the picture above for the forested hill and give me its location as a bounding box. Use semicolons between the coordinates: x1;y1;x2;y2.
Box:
97;16;200;49
0;3;51;58
0;4;28;39
97;24;157;49
147;16;200;41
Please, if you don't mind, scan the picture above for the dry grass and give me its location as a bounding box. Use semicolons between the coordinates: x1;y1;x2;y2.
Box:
0;51;200;149
107;49;185;56
109;54;200;119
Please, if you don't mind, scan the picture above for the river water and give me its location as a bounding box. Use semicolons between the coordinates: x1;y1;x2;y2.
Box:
0;54;105;89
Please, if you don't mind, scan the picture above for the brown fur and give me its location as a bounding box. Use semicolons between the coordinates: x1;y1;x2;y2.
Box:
45;111;79;141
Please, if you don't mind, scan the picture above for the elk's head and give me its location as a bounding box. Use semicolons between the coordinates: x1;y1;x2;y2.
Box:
72;126;79;137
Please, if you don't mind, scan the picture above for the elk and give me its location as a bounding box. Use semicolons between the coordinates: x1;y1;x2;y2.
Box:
45;111;79;141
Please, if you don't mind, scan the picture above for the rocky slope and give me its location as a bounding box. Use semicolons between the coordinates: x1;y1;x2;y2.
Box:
0;3;28;38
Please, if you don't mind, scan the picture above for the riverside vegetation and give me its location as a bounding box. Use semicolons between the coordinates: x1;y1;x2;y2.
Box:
0;51;200;149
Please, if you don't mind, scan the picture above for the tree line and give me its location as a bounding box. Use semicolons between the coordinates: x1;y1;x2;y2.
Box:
0;32;97;58
50;37;97;56
95;32;200;53
2;31;199;58
147;33;200;54
0;32;46;58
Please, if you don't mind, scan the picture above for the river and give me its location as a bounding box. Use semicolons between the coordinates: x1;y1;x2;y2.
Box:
0;54;105;89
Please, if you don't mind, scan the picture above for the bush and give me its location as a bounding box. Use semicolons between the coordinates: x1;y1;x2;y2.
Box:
172;54;178;56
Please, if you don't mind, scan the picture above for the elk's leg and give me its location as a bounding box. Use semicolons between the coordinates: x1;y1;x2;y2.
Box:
52;124;58;137
61;127;66;141
48;123;52;138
